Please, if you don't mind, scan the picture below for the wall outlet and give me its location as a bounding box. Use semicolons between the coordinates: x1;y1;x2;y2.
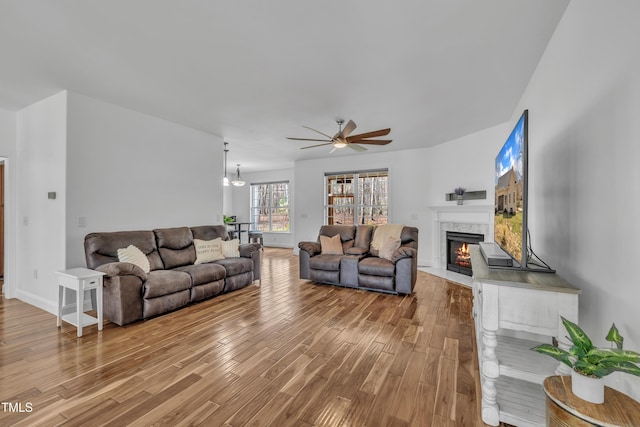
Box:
33;269;38;279
23;216;28;226
78;216;87;227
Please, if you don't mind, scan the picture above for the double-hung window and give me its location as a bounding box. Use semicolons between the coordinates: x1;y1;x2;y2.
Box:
325;170;388;225
250;181;289;232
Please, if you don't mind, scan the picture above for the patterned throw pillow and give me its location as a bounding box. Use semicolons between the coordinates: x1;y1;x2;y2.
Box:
221;239;240;258
117;244;151;273
320;234;343;255
193;238;225;264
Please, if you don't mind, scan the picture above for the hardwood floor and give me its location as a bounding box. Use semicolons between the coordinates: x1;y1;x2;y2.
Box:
0;248;489;426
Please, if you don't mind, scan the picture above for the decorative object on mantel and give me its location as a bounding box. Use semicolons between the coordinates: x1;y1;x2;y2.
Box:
532;317;640;404
445;190;487;203
453;187;466;205
231;164;246;187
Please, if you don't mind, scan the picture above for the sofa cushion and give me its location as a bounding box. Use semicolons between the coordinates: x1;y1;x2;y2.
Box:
191;225;230;241
358;257;395;277
354;225;374;250
174;263;227;286
194;238;224;264
309;254;343;271
117;245;151;273
320;234;343;255
214;257;254;276
154;227;196;269
318;225;356;252
84;230;163;271
143;270;192;298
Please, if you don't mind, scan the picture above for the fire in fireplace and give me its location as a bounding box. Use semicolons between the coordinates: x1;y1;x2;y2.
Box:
446;231;484;276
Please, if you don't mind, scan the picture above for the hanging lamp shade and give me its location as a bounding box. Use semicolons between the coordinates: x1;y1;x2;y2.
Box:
231;164;246;186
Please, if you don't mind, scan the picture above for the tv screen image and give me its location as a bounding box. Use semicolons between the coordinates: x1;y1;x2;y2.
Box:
494;110;527;267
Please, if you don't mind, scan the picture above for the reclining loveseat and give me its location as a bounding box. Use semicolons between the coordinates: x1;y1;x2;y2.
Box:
298;224;418;294
84;225;261;325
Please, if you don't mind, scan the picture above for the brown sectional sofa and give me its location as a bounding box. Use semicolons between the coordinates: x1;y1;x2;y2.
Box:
84;225;261;325
298;225;418;295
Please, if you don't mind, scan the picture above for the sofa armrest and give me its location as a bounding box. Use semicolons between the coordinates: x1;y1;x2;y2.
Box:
96;262;147;281
239;243;261;258
298;241;321;256
100;271;145;326
391;246;417;264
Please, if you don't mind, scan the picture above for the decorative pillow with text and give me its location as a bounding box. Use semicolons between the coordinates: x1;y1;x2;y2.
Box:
194;238;225;264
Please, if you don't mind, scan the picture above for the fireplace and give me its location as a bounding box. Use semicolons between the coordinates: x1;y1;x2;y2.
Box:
446;231;484;276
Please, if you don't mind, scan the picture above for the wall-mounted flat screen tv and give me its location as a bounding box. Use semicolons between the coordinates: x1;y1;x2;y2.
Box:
494;110;528;268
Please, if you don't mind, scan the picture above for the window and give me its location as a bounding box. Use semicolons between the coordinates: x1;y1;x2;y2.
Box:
325;170;388;225
250;181;289;232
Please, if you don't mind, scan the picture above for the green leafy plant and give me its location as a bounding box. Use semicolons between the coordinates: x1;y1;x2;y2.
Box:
223;215;234;224
532;317;640;378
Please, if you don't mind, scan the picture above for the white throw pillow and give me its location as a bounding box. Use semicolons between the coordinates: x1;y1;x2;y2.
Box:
221;239;240;258
194;238;225;264
117;244;151;273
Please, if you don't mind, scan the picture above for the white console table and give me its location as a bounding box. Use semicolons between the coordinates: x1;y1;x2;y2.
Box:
470;246;580;427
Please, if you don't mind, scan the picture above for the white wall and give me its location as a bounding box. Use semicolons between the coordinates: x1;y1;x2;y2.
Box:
13;91;224;314
515;0;640;399
0;108;17;298
16;91;68;312
65;92;224;268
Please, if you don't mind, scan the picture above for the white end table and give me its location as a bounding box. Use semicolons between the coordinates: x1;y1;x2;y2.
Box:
56;268;106;337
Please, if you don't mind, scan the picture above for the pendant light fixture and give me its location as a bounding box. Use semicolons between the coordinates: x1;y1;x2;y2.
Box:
232;164;246;187
223;142;230;186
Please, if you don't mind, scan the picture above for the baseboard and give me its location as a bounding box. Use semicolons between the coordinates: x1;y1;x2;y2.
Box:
15;289;57;316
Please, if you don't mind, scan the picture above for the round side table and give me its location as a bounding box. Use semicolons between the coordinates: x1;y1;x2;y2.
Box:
543;375;640;426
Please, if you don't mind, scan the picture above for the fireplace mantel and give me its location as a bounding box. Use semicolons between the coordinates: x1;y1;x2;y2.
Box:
429;204;494;270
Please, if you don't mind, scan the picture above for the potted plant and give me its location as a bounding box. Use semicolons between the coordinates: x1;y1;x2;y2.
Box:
454;187;465;205
532;317;640;404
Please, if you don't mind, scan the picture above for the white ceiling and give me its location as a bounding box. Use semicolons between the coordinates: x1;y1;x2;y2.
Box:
0;1;568;172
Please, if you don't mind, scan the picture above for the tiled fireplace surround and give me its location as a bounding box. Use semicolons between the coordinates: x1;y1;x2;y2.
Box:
429;205;494;272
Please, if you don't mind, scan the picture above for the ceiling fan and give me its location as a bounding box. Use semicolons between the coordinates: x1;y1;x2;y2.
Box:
287;119;392;153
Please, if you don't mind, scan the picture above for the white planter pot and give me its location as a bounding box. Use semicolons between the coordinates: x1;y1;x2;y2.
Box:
571;370;604;404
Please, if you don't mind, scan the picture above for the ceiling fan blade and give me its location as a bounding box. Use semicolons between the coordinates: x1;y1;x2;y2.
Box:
301;142;333;149
287;137;332;142
341;120;357;138
347;128;391;141
347;143;367;152
329;147;339;154
302;125;334;139
353;139;392;145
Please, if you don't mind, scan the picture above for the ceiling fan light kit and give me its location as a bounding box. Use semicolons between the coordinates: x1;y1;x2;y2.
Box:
287;119;392;153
